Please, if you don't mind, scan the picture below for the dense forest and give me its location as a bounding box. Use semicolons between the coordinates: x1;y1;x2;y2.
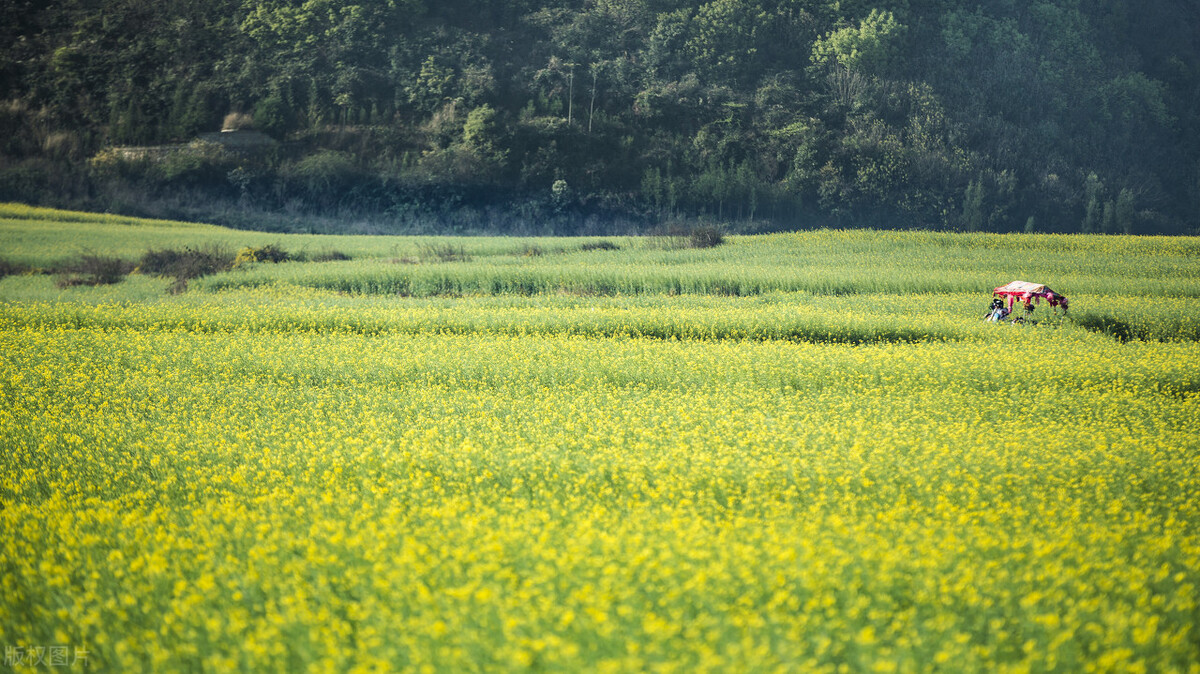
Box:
1;0;1198;234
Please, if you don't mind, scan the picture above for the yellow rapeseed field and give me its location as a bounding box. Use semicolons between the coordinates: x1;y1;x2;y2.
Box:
1;208;1198;672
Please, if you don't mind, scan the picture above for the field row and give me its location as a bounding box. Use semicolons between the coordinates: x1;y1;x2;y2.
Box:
5;204;1200;300
192;257;1200;300
4;283;1199;344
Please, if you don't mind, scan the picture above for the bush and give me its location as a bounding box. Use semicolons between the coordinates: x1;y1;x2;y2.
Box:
153;141;235;187
0;258;30;279
255;244;290;263
222;112;254;131
140;246;233;278
649;223;725;250
308;249;352;262
57;254;133;287
0;160;52;201
253;96;293;139
87;149;148;182
139;246;234;292
418;243;471;262
234;244;290;266
581;240;620;251
690;225;725;248
286;151;359;202
648;223;692;250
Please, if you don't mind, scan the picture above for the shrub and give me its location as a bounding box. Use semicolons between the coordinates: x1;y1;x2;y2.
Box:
0;258;30;279
139;246;235;293
253;96;293;138
309;249;352;262
0;160;53;201
150;141;236;188
581;240;620;251
286;151;359;201
649;223;725;250
690;225;725;248
418;243;471;263
57;254;133;287
222;111;254;131
648;223;692;250
140;246;233;279
255;244;290;263
234;244;290;266
87;148;147;182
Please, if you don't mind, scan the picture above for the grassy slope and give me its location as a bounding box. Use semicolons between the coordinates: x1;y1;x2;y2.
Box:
0;203;625;266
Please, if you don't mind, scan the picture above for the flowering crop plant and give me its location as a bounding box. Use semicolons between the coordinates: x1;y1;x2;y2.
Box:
1;206;1199;672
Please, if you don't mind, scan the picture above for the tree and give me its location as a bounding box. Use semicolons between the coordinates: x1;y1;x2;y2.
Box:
410;56;456;115
811;9;905;76
462;104;507;168
686;0;772;85
254;95;293;139
1082;172;1104;233
963;179;984;231
1115;188;1136;235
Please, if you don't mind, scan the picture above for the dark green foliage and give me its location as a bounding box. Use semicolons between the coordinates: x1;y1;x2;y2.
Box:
1115;189;1137;235
690;225;726;249
238;244;290;264
418;243;470;263
283;151;360;209
57;254;133;286
1;0;1198;234
962;181;984;232
253;96;293;139
0;258;31;279
308;249;352;262
140;246;232;278
649;222;696;250
580;240;619;251
139;246;234;293
152;142;237;188
649;222;725;249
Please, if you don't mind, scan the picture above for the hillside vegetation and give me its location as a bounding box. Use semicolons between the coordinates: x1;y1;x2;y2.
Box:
1;0;1198;234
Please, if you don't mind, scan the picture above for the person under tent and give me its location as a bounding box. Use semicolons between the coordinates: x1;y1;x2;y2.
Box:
984;297;1010;322
988;281;1069;325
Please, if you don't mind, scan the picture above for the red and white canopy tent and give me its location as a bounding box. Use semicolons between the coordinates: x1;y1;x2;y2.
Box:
993;280;1069;311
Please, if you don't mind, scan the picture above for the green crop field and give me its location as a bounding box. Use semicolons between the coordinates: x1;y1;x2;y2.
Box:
2;204;1198;672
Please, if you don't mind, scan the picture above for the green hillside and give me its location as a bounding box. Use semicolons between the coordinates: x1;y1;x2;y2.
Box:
1;0;1197;234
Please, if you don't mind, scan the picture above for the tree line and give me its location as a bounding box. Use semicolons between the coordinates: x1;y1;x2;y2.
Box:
1;0;1197;234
